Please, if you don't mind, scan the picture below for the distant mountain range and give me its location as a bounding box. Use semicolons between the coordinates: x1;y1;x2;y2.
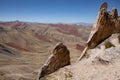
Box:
0;20;91;60
73;22;93;26
0;21;93;27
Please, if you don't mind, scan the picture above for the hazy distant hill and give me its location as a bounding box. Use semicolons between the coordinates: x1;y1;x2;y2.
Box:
74;22;93;26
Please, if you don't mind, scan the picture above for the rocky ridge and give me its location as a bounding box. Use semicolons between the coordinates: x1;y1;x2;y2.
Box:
79;2;120;60
40;2;120;80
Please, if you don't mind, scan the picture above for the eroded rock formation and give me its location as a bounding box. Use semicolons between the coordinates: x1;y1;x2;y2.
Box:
38;43;70;79
79;2;120;60
39;2;120;80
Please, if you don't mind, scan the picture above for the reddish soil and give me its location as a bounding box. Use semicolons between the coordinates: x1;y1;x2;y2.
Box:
35;33;51;43
0;22;22;27
76;44;85;51
49;24;80;37
5;42;30;51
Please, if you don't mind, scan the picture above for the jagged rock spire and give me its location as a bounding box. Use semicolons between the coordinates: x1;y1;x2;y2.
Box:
78;2;120;61
99;2;108;11
112;8;118;19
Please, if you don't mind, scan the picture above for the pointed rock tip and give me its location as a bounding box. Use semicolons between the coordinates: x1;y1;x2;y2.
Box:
112;8;118;18
99;2;108;11
56;42;63;46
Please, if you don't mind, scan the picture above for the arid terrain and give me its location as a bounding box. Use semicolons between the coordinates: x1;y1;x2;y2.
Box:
1;2;120;80
0;21;91;80
40;2;120;80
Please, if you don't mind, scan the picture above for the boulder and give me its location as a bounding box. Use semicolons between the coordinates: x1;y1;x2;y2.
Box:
38;43;70;79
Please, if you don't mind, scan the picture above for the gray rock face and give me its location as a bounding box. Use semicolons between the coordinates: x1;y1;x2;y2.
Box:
78;2;120;60
38;43;70;79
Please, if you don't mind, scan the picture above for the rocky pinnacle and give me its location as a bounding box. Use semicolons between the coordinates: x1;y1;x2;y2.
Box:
78;2;120;61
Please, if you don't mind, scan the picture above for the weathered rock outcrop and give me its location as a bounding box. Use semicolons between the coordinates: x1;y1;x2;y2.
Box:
41;33;120;80
38;2;120;80
79;2;120;60
38;43;70;79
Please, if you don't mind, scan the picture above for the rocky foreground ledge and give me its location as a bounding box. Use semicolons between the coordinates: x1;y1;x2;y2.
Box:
41;34;120;80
